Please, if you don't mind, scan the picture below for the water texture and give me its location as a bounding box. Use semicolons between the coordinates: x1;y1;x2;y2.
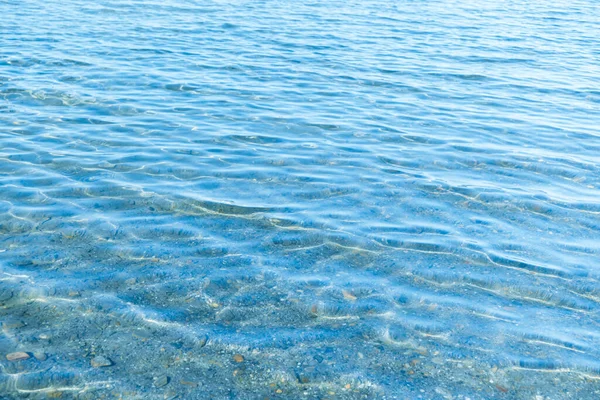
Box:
1;0;600;398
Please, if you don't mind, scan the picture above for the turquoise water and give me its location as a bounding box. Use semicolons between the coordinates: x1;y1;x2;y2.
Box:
1;0;600;398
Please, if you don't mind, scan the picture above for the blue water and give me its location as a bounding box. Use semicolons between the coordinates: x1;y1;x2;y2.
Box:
1;0;600;398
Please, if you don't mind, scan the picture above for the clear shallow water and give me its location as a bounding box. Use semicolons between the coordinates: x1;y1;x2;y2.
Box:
1;0;600;398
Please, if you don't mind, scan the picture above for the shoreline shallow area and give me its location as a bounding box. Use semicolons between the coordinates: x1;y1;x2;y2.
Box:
2;0;600;398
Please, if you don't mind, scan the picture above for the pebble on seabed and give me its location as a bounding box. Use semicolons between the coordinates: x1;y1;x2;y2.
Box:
6;352;30;361
197;334;208;348
2;320;25;330
91;356;113;368
154;375;170;388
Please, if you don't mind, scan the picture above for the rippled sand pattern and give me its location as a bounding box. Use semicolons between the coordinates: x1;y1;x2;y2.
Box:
1;0;600;398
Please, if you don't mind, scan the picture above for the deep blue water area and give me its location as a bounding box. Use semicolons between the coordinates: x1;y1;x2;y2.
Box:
1;0;600;398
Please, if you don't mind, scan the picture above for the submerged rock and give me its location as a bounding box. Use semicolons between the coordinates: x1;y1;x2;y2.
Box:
154;375;170;388
2;320;25;330
132;328;154;341
6;352;30;361
180;380;199;388
91;356;113;368
197;334;208;348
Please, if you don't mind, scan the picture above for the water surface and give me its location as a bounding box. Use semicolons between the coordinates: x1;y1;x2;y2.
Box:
1;0;600;398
